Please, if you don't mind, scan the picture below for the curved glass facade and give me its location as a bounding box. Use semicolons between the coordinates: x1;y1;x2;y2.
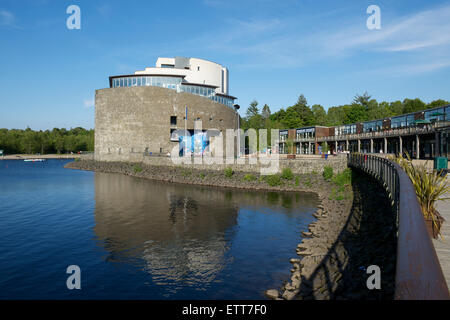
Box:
111;76;234;108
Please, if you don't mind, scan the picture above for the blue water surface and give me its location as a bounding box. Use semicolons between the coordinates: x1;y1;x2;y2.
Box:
0;159;317;299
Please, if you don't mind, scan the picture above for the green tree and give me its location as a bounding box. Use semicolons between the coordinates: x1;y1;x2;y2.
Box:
311;104;327;126
261;104;271;119
402;98;426;114
353;92;372;110
345;104;367;124
246;100;259;119
427;99;449;109
389;100;403;116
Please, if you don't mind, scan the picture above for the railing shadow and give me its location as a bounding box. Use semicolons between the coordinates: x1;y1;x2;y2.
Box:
296;170;397;300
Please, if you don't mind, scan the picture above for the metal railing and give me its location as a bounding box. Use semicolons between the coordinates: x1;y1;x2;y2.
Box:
317;122;449;142
348;153;450;300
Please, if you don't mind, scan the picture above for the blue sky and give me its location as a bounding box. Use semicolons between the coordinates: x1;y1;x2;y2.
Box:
1;0;450;130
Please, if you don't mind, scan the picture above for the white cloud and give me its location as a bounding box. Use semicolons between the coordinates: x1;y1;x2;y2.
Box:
0;10;15;27
187;3;450;75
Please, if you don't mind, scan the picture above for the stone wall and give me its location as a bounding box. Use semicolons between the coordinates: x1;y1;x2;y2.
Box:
95;86;239;161
92;153;348;175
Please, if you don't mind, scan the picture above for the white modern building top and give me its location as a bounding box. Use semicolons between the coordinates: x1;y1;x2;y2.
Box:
109;57;236;108
136;57;229;95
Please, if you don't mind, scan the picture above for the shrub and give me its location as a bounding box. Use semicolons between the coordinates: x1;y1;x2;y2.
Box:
281;168;294;180
295;176;300;186
182;170;191;177
265;174;283;186
133;164;143;173
224;166;233;178
332;168;352;186
199;172;205;179
391;153;449;226
304;177;312;187
244;174;256;182
323;166;333;180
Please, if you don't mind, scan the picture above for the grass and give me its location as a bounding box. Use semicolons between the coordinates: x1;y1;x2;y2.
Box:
224;167;233;178
323;166;333;181
281;168;294;180
182;170;192;177
332;168;352;186
133;164;143;173
295;176;300;186
265;174;283;186
244;174;256;182
304;177;312;187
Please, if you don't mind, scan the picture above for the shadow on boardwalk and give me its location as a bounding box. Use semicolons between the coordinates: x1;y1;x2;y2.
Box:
296;171;398;300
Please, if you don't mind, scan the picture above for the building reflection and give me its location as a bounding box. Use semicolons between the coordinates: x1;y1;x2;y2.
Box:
92;172;317;295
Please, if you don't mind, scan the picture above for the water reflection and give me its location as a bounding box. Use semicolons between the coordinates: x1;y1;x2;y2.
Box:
93;172;318;298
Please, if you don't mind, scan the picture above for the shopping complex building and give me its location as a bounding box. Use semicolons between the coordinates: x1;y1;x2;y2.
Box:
279;105;450;159
94;57;239;161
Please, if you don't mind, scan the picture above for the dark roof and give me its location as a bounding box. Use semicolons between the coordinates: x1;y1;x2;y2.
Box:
215;93;237;100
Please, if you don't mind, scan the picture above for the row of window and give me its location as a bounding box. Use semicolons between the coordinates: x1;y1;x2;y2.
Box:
363;120;383;133
296;128;315;139
111;76;235;108
112;76;182;89
391;114;415;128
335;124;356;135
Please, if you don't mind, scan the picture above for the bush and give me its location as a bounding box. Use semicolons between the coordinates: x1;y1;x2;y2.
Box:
332;168;352;186
133;164;143;173
281;168;294;180
224;167;233;178
182;170;191;177
323;166;333;180
244;174;256;182
304;177;312;187
295;176;300;186
199;172;205;179
265;174;283;186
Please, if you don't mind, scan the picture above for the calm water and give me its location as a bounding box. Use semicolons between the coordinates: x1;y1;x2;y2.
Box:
0;159;317;299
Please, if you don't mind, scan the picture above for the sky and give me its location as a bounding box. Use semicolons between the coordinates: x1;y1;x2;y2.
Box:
0;0;450;130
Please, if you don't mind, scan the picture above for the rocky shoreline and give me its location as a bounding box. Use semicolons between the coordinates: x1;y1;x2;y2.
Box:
65;160;396;300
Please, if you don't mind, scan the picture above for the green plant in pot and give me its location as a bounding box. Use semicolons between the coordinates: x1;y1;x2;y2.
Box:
390;153;449;239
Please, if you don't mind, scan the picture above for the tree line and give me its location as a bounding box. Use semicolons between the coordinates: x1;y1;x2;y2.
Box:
0;127;94;155
241;92;449;131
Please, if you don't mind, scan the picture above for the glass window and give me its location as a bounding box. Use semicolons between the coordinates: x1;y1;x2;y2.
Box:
137;77;141;86
406;114;415;126
446;106;450;121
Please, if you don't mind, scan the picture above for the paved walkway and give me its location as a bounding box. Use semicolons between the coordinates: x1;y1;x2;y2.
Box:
432;177;450;290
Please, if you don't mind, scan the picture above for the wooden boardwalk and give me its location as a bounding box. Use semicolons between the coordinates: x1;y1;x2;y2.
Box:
432;177;450;290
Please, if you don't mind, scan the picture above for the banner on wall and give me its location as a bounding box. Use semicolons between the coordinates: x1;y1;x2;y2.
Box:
178;132;209;156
